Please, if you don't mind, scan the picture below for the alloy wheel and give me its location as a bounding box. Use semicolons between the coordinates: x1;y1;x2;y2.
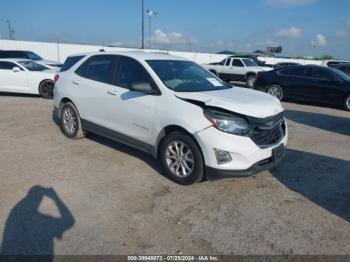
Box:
268;85;283;100
165;141;195;177
346;96;350;111
62;108;77;135
248;77;255;87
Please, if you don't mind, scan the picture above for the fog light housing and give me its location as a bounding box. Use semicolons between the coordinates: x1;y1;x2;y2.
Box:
214;149;232;164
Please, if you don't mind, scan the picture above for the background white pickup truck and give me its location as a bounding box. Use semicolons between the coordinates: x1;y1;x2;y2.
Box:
203;56;273;88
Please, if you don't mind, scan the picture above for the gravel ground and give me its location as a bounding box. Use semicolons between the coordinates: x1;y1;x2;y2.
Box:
0;94;349;255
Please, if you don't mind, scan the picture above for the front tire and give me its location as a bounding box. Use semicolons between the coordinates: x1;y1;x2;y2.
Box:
39;80;54;99
159;132;204;185
267;84;284;101
246;75;256;89
344;95;350;111
59;102;85;139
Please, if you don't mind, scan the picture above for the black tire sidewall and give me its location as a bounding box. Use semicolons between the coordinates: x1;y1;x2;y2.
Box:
160;132;204;185
60;103;80;138
39;80;54;99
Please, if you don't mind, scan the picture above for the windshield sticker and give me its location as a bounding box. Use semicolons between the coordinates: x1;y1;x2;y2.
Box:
207;78;223;87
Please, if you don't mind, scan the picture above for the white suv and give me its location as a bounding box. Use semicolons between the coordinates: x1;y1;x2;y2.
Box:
53;51;288;185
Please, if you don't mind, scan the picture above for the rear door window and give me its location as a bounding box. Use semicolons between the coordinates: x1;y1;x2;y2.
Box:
288;67;312;78
76;55;116;84
312;69;333;81
232;59;244;67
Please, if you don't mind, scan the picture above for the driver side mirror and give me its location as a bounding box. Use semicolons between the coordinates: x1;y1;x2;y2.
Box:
129;82;160;95
12;67;21;73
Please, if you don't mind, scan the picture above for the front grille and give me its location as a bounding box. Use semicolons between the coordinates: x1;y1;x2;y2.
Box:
248;113;286;148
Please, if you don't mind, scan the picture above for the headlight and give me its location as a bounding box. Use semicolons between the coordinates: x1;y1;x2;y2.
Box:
204;109;250;135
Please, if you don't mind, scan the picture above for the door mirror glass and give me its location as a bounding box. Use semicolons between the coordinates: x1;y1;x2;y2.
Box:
12;67;21;72
130;82;159;95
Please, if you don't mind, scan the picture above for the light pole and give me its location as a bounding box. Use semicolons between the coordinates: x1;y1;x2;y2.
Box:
6;20;12;40
141;0;144;49
146;10;159;49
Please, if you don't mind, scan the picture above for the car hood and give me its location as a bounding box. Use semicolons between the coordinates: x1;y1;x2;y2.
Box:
175;87;284;118
41;60;62;66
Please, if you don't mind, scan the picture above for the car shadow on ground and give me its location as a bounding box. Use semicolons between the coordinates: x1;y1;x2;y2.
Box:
285;110;350;136
0;186;75;260
51;111;168;181
271;149;350;222
86;133;165;176
0;92;40;98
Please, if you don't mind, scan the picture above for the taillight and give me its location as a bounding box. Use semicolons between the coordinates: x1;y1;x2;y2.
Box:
54;74;59;83
256;72;260;81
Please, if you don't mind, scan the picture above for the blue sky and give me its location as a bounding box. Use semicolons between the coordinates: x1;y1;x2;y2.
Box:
1;0;350;58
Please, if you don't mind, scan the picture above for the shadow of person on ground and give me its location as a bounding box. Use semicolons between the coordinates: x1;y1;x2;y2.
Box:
272;149;350;222
0;186;75;260
285;110;350;136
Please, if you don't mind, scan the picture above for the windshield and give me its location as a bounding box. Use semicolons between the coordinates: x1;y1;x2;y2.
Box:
146;60;231;92
25;51;43;61
328;67;350;81
242;58;258;67
18;61;49;71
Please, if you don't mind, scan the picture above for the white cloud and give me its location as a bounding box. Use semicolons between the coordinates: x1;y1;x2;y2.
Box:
335;30;348;37
266;0;316;7
274;26;302;38
152;29;196;46
335;19;350;37
311;34;327;47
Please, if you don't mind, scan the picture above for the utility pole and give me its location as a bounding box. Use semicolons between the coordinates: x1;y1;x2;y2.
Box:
146;10;159;49
141;0;144;49
6;20;12;40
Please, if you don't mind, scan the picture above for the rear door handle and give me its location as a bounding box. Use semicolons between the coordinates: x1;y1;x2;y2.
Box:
72;80;80;85
107;90;118;96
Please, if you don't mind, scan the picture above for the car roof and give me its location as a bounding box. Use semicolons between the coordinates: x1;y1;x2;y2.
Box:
277;64;329;70
0;50;32;53
72;51;187;61
0;58;33;62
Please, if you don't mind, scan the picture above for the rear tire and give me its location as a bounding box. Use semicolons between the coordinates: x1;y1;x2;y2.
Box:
344;95;350;111
159;132;204;185
39;80;54;99
267;84;284;101
59;102;86;139
246;75;256;89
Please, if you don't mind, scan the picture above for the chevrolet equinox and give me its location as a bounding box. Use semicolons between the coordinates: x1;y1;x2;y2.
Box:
53;51;288;185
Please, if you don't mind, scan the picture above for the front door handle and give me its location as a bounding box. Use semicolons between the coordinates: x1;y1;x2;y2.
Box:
107;90;118;96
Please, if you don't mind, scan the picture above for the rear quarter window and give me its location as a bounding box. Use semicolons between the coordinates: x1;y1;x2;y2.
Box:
60;56;85;72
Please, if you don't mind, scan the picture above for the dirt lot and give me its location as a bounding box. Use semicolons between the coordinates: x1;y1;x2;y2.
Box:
0;95;349;255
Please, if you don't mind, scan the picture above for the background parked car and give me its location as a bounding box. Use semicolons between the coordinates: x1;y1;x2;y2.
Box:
273;62;300;69
0;50;62;68
203;56;272;88
333;63;350;76
321;60;350;67
254;65;350;111
0;59;55;98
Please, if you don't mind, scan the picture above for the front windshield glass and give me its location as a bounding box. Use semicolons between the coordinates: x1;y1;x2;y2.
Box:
328;67;350;81
25;51;43;61
146;60;231;92
242;58;258;67
18;61;49;71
